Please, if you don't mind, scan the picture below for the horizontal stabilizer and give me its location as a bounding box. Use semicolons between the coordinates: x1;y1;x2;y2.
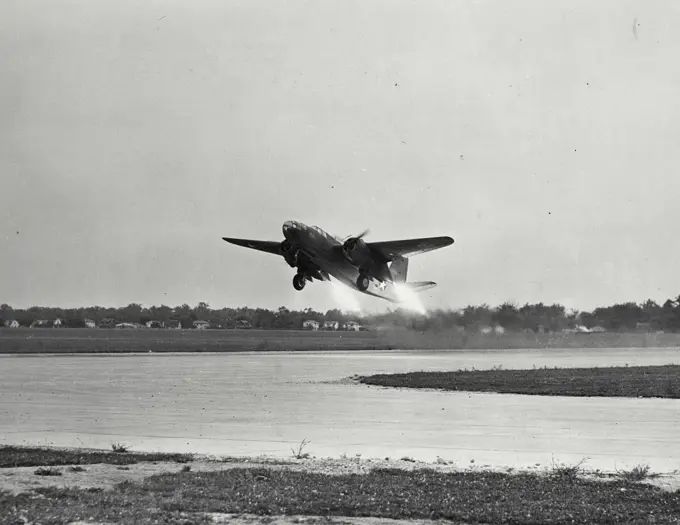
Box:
405;281;437;293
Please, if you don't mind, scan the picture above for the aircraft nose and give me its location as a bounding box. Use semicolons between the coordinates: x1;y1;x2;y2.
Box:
282;221;298;238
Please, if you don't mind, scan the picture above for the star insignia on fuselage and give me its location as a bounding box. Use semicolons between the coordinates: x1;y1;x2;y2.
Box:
378;281;387;291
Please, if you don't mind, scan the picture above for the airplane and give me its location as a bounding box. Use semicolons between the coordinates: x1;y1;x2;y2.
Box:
222;221;454;304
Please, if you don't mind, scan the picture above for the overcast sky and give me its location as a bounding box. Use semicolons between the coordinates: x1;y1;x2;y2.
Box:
2;0;680;313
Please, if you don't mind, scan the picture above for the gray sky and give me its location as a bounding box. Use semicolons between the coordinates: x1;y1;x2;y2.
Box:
2;0;680;313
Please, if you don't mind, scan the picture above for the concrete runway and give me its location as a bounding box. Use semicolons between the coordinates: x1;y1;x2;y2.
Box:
1;348;679;472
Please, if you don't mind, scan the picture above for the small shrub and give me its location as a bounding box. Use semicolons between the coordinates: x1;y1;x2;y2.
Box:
550;458;587;481
181;465;192;472
617;464;657;482
111;442;129;453
68;466;86;472
34;467;62;476
400;456;416;462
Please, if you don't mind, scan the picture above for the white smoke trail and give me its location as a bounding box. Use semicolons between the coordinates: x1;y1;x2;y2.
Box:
329;278;363;314
393;283;427;315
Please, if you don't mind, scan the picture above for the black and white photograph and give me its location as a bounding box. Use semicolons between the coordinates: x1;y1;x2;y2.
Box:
1;0;679;523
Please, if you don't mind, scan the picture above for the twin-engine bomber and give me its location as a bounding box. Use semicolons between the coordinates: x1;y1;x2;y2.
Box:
222;221;454;303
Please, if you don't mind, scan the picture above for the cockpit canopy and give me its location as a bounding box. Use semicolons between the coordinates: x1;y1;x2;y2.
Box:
310;225;344;243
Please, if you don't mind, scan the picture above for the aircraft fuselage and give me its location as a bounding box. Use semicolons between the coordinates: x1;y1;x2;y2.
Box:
281;220;400;301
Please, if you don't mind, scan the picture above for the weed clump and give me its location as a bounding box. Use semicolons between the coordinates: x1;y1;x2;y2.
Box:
111;442;129;453
34;467;62;477
617;464;658;482
291;439;311;459
549;458;587;482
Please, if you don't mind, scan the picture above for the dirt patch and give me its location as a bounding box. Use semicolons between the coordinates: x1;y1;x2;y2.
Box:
2;455;678;496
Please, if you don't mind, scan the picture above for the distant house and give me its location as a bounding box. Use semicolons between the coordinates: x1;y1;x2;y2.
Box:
166;320;182;329
4;320;19;328
343;321;361;331
193;320;210;330
30;320;51;328
84;319;96;329
115;322;137;329
146;320;165;329
53;318;63;328
302;320;320;331
323;320;339;331
480;325;505;335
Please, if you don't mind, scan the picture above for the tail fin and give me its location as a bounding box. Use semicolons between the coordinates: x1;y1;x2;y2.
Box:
405;281;437;293
389;256;409;283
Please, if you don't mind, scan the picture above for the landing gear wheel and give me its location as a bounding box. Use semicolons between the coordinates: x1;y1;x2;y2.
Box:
293;273;306;291
356;274;370;292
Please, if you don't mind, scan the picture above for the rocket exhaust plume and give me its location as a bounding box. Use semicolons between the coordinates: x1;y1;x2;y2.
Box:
393;283;427;315
330;277;362;314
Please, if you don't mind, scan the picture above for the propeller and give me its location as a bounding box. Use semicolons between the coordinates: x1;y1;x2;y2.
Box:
343;228;371;251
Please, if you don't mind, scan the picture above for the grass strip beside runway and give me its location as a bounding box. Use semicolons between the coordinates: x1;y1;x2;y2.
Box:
0;446;194;468
5;327;680;353
358;364;680;398
2;466;679;525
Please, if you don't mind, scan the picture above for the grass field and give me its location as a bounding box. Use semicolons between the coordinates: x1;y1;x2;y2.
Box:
2;446;677;524
2;327;680;353
0;327;382;353
358;364;680;398
2;465;679;524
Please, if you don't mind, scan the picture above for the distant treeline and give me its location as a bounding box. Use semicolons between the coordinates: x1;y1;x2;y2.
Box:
2;297;680;332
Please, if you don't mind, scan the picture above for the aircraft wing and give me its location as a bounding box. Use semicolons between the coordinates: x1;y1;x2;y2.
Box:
222;237;281;256
368;236;454;261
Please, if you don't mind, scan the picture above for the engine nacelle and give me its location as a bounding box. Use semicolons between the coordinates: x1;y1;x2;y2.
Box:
280;240;299;268
342;238;373;270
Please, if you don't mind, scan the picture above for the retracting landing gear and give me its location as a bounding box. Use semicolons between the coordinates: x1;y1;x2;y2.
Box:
293;273;306;291
356;273;370;292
